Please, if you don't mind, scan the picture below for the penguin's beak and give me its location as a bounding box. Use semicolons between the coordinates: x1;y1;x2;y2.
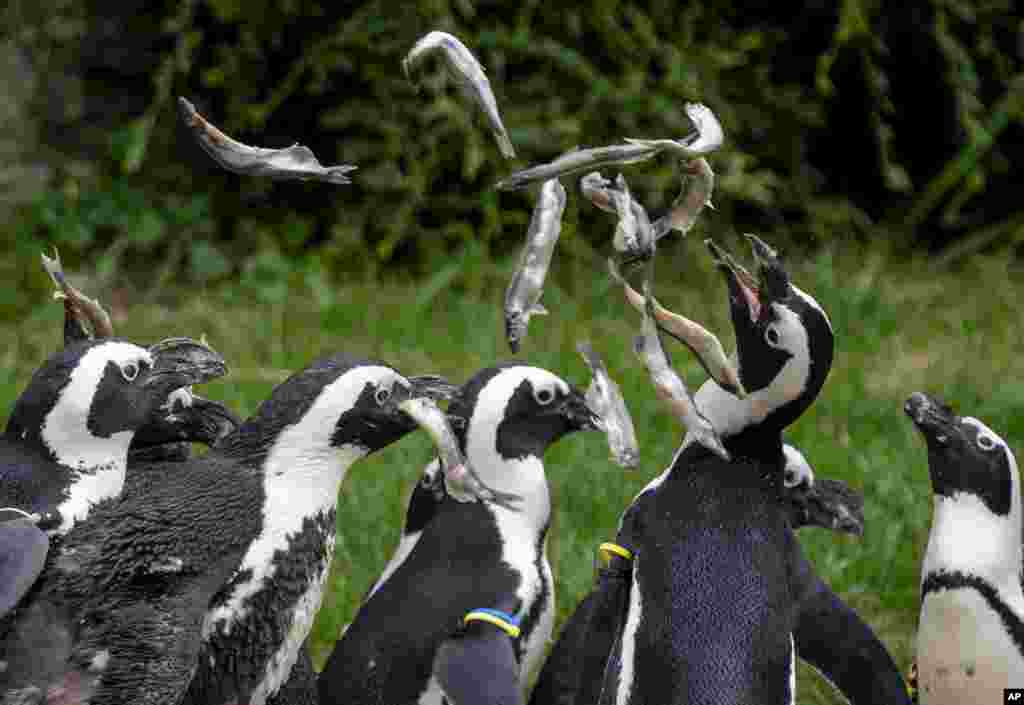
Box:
785;478;865;536
904;392;958;442
145;337;229;396
745;234;790;303
408;375;458;402
131;394;241;451
707;239;762;325
706;236;792;327
559;386;604;432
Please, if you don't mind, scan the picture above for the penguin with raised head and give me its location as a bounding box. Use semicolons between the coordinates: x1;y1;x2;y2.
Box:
0;336;226;619
904;392;1024;703
589;236;908;705
527;441;866;705
0;355;452;705
317;363;603;705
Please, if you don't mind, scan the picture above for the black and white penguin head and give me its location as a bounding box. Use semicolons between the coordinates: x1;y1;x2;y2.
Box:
905;392;1022;579
782;444;814;490
6;338;225;470
220;354;452;462
702;236;834;438
445;364;601;519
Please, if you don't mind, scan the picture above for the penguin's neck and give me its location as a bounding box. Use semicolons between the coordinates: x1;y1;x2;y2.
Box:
694;377;792;442
465;426;551;535
925;489;1023;592
36;390;133;534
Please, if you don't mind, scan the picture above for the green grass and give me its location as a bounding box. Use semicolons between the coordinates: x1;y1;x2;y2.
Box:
2;241;1021;703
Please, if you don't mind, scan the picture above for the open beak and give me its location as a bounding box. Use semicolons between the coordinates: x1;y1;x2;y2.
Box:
745;234;790;303
786;478;865;536
706;239;762;324
145;337;228;397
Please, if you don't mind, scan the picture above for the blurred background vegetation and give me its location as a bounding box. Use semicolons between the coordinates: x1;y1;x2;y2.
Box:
0;2;1022;701
0;0;1021;318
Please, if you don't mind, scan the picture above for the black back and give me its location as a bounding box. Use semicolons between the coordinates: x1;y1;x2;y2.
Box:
319;500;526;705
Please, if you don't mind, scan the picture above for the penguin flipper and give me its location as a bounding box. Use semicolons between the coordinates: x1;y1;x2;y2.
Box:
0;519;49;618
266;645;318;705
434;621;523;705
794;572;912;705
529;559;633;705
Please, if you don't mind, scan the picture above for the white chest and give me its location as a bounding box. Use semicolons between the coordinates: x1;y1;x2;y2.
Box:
917;587;1024;704
55;461;126;533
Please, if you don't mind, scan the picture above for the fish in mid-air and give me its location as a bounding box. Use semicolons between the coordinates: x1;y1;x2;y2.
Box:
177;97;357;184
503;178;567;353
404;31;516;159
576;341;639;469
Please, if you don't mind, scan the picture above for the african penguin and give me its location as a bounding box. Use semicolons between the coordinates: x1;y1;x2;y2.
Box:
593;237;907;705
0;354;449;705
317;364;602;705
526;441;866;705
905;392;1024;703
0;337;224;622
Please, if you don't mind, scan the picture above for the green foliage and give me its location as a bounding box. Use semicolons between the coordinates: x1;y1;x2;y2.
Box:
3;0;1021;290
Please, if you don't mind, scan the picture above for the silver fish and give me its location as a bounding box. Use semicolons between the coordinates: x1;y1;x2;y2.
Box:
177;97;356;184
609;174;655;260
397;397;520;509
504;178;567;352
496;142;663;191
623;103;725;157
651;157;715;241
40;249;115;339
403;31;516;159
633;281;729;461
576;341;639;469
608;259;745;397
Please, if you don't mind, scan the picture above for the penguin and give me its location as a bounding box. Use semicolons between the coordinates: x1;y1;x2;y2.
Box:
588;236;909;705
317;363;603;705
526;440;867;705
904;392;1024;703
0;354;452;705
38;249;241;467
0;337;226;620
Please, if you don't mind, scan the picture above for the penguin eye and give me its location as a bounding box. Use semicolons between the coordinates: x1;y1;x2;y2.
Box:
976;434;997;451
765;325;781;348
375;386;392;405
120;362;140;382
783;469;799;488
534;386;555;406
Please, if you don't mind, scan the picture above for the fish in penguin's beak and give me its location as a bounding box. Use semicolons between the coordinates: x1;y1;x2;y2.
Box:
145;337;229;398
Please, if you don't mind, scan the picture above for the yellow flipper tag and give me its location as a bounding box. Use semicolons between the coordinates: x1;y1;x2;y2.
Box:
598;542;634;565
464;608;521;638
906;661;918;703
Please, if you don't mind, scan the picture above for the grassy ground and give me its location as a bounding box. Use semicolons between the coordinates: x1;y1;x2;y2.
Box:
2;240;1021;703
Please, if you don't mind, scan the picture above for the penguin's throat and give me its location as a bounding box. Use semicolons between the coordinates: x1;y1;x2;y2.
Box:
55;458;128;534
927;493;1022;587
